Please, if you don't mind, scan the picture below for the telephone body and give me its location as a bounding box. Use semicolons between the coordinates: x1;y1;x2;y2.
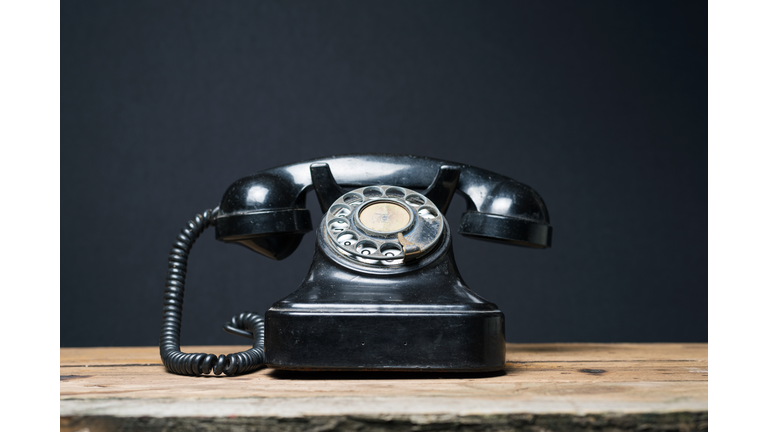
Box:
160;154;552;376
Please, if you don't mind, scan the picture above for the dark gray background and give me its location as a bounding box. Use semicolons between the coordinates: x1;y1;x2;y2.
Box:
61;1;706;347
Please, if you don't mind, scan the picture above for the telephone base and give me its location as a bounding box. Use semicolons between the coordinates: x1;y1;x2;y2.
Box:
264;308;506;372
263;222;507;372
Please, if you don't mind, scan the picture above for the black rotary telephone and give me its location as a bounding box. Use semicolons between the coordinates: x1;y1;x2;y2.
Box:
160;154;552;376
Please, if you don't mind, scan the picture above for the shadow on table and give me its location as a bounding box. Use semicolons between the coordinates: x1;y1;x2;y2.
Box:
267;369;506;380
509;343;609;353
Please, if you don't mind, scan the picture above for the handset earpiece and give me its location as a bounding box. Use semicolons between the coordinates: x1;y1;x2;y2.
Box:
457;176;552;248
214;172;312;260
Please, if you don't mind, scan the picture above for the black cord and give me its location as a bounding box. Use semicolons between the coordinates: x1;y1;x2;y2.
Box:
159;208;266;376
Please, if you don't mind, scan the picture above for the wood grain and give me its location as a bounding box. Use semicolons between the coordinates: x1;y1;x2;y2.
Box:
60;343;708;431
60;343;707;366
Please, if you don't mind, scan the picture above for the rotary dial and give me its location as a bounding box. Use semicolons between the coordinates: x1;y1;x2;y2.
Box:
323;185;444;266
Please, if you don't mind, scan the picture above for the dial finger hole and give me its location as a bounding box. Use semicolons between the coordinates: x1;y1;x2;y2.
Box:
379;243;402;257
336;232;358;247
417;206;439;219
343;193;364;205
385;187;405;198
355;240;378;255
405;194;425;206
329;203;352;217
363;187;383;198
328;218;349;233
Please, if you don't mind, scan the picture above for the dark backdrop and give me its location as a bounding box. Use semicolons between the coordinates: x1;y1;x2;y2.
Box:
61;1;707;347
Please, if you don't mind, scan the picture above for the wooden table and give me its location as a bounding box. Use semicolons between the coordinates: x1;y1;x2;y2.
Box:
60;343;707;431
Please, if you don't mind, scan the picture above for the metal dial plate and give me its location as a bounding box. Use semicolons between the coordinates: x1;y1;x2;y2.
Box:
323;185;444;266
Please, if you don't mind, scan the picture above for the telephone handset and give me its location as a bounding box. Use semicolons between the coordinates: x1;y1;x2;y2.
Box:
160;154;552;376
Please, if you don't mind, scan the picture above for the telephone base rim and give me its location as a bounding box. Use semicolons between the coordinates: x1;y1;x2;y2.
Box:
265;365;506;373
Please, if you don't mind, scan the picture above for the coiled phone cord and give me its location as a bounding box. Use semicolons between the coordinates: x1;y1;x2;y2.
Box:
160;208;266;376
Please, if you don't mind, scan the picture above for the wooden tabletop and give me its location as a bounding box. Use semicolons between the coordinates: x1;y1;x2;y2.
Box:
60;343;707;431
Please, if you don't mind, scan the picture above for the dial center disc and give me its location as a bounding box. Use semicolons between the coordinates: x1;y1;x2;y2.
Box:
358;201;411;233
